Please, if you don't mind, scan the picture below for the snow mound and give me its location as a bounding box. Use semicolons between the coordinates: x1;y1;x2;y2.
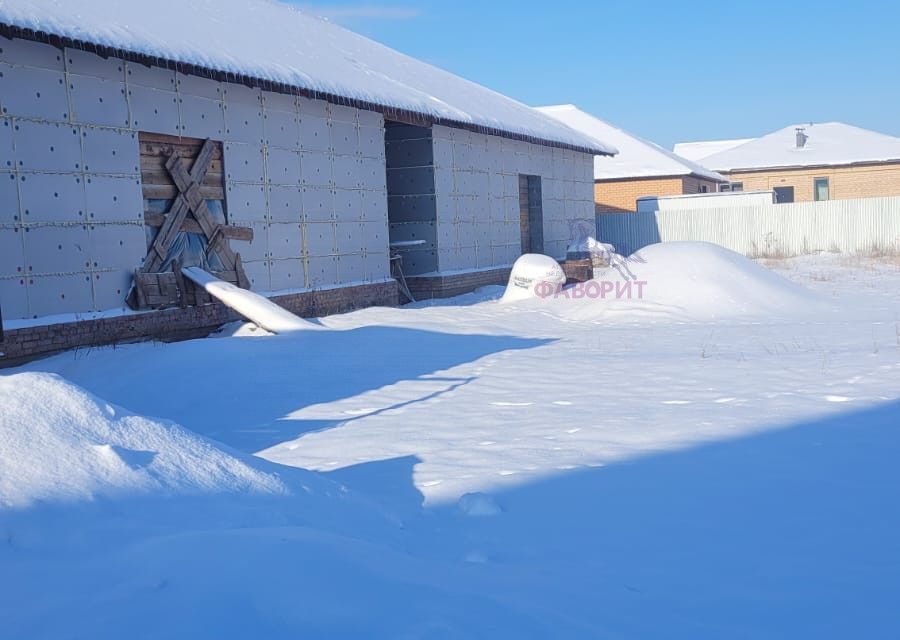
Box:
501;254;567;303
558;242;825;321
0;372;287;508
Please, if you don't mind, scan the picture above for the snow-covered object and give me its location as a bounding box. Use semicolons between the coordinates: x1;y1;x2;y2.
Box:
567;235;617;257
557;242;825;321
457;492;502;517
691;122;900;172
535;105;725;182
673;138;755;162
0;372;286;508
182;267;317;334
500;254;566;303
0;0;613;154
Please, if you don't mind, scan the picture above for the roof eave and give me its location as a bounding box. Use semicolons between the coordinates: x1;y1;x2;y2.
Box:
0;22;612;157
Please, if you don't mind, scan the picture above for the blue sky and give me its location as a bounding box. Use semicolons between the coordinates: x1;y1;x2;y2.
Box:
294;1;900;149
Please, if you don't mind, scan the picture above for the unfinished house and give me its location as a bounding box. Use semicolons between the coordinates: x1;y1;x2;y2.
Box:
0;0;612;363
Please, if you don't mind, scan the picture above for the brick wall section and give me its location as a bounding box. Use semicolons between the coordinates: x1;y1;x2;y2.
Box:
0;280;398;367
595;175;721;213
722;162;900;202
406;267;511;300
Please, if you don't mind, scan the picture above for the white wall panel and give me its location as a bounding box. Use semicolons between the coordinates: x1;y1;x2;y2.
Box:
179;95;225;140
0;225;25;276
240;259;269;290
360;189;387;222
84;176;142;222
237;222;269;261
267;222;302;259
331;121;358;156
0;171;19;224
89;223;144;269
334;189;361;222
175;73;221;100
269;258;304;290
301;151;332;187
18;173;84;223
0;64;69;121
334;222;364;253
0;276;28;320
264;109;300;148
307;255;339;287
337;252;366;282
305;222;335;256
358;125;384;160
224;143;265;183
298;96;329;119
303;186;333;222
24;225;91;274
223;96;264;144
69;74;130;128
90;269;132;310
125;62;175;90
363;251;389;281
333;155;359;190
267;185;302;223
13;120;81;172
127;85;180;135
81;128;139;175
299;116;331;153
266;147;301;186
329;104;357;124
225;183;267;222
359;157;386;191
0;37;64;70
361;221;388;254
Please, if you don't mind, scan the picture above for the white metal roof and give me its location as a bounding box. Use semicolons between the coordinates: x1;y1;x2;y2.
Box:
672;138;755;162
691;122;900;172
0;0;615;154
536;105;725;182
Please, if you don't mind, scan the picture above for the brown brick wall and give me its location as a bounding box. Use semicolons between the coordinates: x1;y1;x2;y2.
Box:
407;267;512;300
595;175;721;213
0;281;398;367
722;162;900;202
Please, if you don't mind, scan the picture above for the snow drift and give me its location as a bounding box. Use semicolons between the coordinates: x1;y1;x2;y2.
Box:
554;242;826;321
0;372;287;508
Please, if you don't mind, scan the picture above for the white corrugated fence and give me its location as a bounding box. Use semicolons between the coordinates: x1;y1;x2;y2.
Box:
597;196;900;257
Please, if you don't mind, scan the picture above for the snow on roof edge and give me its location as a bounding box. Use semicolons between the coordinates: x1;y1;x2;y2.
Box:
536;104;727;182
0;8;614;156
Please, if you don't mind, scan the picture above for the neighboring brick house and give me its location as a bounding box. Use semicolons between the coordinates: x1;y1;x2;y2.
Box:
675;122;900;203
536;105;726;213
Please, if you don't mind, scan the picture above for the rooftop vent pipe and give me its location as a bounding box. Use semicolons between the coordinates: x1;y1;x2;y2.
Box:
795;127;808;148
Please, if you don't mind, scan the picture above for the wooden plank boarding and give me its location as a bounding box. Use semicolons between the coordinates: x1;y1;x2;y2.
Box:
133;134;251;309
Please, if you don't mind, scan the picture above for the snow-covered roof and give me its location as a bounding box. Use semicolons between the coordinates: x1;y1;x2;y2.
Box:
696;122;900;172
672;138;755;162
0;0;615;155
536;105;725;182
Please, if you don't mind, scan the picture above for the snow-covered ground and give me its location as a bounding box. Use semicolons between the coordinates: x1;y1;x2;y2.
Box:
2;245;900;638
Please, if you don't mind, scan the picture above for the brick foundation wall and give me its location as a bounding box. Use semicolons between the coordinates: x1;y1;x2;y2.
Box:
0;280;398;367
406;267;511;300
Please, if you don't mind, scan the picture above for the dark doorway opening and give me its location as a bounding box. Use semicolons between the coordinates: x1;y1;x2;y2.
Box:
518;174;544;254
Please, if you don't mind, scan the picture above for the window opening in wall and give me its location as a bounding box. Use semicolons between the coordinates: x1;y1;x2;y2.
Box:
518;174;544;254
814;177;830;201
720;182;744;192
774;186;795;204
130;132;252;309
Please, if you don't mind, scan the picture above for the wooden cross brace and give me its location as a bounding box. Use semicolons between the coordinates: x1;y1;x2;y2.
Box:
140;139;250;290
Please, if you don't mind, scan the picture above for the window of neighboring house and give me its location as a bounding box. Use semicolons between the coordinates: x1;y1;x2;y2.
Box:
774;186;795;204
814;177;830;201
699;184;709;193
719;182;744;193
